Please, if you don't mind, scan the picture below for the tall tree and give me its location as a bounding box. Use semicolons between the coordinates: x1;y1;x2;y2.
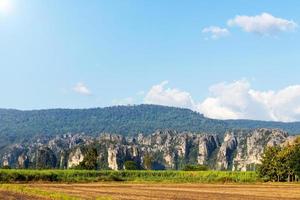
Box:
77;147;98;170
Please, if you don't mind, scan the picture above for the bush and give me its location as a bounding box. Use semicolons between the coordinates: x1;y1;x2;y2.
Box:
124;161;139;170
143;155;153;170
182;164;209;171
75;147;98;170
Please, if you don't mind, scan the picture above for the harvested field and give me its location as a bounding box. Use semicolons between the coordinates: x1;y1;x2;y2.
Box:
1;183;300;200
0;190;48;200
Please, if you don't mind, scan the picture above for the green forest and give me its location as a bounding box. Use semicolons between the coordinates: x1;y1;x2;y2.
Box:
1;104;300;148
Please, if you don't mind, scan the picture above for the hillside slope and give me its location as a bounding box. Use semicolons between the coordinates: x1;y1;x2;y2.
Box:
1;104;300;147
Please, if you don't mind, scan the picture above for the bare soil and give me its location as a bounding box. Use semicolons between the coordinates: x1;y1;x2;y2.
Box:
0;190;47;200
2;183;300;200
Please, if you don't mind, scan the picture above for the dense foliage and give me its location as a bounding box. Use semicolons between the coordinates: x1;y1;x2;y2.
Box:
76;147;99;170
182;164;209;171
143;154;153;170
0;169;259;183
258;138;300;182
35;147;57;169
1;104;300;149
124;161;140;170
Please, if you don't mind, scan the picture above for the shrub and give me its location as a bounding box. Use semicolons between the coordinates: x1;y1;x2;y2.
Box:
124;161;139;170
182;164;209;171
143;155;153;170
76;147;98;170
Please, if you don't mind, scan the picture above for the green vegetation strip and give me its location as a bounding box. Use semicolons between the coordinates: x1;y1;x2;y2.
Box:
0;169;260;183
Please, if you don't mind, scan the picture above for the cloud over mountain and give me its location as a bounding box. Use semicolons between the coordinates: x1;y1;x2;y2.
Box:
144;80;300;122
144;81;195;109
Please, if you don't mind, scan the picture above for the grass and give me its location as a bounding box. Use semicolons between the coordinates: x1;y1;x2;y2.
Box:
0;184;114;200
0;169;260;183
0;184;81;200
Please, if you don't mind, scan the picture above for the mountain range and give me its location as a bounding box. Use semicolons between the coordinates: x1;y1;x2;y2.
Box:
1;104;300;147
1;104;300;170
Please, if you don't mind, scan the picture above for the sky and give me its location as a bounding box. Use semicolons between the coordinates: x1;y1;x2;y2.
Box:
1;0;300;122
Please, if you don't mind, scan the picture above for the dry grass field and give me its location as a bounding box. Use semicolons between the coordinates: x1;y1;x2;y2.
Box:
1;183;300;200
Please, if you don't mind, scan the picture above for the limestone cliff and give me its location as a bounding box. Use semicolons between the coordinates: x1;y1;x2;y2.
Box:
68;148;84;168
0;129;291;171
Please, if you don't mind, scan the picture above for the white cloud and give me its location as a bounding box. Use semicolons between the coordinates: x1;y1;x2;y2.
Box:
143;80;300;122
198;80;300;122
72;82;91;96
227;13;298;35
202;26;230;39
144;81;195;109
197;80;270;120
249;85;300;122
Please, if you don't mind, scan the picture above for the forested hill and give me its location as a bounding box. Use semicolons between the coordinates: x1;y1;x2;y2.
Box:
1;104;300;146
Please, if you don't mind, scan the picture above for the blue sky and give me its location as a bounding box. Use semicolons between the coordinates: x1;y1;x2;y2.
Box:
1;0;300;121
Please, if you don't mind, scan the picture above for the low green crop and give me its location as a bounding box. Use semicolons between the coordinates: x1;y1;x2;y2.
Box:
0;169;260;183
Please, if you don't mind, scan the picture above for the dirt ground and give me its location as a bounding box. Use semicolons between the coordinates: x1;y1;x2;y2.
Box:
2;183;300;200
0;190;47;200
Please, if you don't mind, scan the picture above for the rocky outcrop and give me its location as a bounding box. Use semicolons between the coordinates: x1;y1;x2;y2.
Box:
68;148;84;168
214;128;288;171
0;129;292;171
232;129;288;171
198;134;219;165
107;146;120;170
1;134;91;169
216;132;238;170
